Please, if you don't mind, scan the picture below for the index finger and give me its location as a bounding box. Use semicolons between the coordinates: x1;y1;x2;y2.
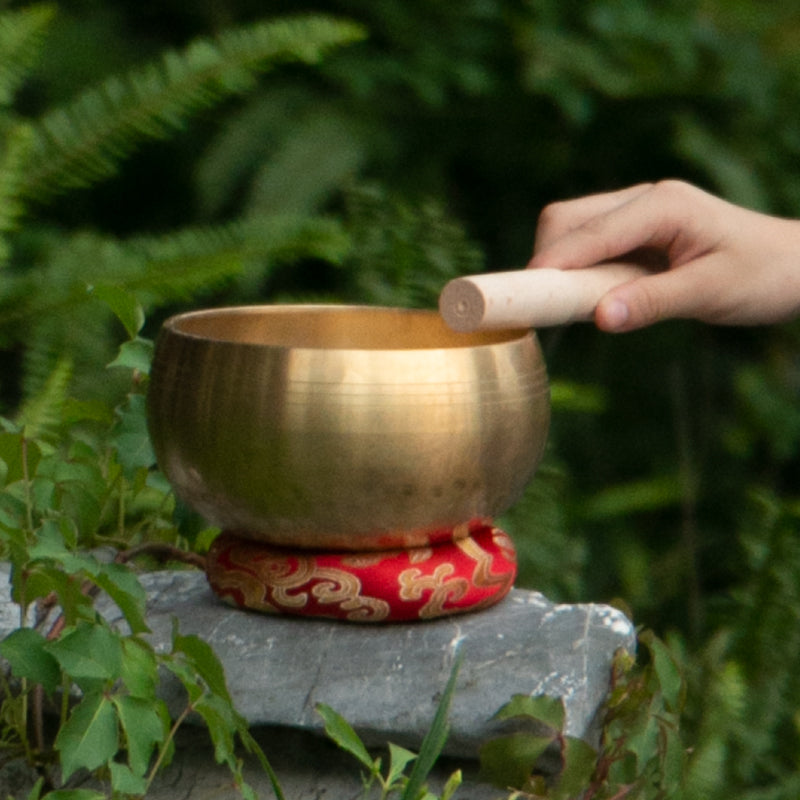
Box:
533;183;654;254
529;181;700;271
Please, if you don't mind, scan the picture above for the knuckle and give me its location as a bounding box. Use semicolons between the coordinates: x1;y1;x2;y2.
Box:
536;200;568;231
652;179;696;203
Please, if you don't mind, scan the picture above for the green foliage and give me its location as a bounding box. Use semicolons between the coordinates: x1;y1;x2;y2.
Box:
317;653;462;800
479;632;687;799
0;5;363;795
669;491;800;799
0;124;35;264
22;15;365;200
0;5;54;107
336;183;484;309
0;3;360;404
0;304;283;798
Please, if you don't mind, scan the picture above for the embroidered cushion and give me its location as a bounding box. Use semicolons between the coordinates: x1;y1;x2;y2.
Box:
206;521;516;623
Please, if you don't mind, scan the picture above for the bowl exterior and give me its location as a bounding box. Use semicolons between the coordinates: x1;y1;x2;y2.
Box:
147;306;550;550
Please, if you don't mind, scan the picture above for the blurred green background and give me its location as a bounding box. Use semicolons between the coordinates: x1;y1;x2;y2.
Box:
3;0;800;796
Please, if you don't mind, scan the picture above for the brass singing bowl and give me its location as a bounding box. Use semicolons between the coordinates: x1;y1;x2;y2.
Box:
147;305;550;550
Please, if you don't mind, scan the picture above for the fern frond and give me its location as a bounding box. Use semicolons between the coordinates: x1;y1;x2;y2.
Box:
0;215;350;328
22;15;365;200
0;3;55;107
0;122;35;263
17;355;72;443
1;214;350;404
245;107;365;216
194;86;313;217
127;215;350;304
19;291;132;408
341;184;484;309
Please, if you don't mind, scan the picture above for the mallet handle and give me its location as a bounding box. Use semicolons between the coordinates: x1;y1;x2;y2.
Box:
439;264;648;332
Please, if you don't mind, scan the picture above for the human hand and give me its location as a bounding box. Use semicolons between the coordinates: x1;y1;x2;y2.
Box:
528;180;800;331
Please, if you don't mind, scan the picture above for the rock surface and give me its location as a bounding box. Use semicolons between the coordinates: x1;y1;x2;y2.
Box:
99;570;636;756
0;566;636;797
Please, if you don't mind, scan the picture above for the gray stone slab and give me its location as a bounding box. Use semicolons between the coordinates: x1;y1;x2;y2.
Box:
93;570;635;758
0;564;635;773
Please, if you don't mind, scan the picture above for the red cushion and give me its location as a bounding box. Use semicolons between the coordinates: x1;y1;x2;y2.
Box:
206;521;517;623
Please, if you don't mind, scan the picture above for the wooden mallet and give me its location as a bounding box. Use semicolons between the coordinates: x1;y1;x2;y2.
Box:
438;264;649;332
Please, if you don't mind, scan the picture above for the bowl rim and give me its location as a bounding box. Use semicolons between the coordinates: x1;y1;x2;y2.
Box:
159;303;534;353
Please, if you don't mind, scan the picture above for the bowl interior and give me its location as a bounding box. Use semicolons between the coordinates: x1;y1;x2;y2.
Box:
167;304;528;351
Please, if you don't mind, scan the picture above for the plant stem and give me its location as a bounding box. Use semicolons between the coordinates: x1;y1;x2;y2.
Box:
145;702;194;791
115;542;206;570
19;677;31;763
32;683;45;753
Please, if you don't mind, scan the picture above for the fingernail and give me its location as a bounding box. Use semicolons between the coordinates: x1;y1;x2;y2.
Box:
601;299;629;330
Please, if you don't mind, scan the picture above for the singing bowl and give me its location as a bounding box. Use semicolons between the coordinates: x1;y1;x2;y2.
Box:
147;305;550;550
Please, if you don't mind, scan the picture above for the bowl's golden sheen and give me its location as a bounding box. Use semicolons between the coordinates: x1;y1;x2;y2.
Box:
147;305;550;550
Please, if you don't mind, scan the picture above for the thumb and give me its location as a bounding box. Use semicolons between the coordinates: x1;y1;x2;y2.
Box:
594;268;704;331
